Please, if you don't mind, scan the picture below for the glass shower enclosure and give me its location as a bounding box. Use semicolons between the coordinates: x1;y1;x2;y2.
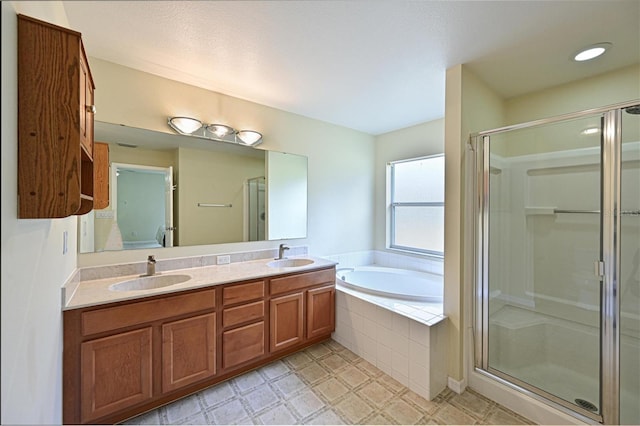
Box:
247;176;266;241
471;102;639;424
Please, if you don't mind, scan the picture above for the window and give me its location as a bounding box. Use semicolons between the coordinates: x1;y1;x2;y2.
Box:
389;154;444;256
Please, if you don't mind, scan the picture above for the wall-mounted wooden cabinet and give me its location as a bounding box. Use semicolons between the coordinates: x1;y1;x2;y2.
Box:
17;14;96;218
93;142;110;209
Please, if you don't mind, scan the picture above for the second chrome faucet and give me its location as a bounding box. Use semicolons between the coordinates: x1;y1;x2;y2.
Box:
145;255;157;276
277;244;290;260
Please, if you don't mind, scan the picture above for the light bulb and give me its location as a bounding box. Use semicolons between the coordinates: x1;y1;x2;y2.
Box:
573;43;611;62
206;124;234;138
168;117;202;134
236;130;263;146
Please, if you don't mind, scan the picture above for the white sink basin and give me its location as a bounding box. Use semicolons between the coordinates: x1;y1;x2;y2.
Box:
267;258;315;268
109;274;192;292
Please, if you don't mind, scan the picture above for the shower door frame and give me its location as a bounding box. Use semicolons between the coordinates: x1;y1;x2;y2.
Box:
470;100;638;425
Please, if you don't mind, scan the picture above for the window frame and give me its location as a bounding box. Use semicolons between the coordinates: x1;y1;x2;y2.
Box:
388;154;444;257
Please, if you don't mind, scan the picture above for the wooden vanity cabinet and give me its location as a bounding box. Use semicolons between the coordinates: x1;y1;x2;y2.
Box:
63;266;335;424
64;288;217;424
269;269;336;352
221;281;267;370
17;15;96;218
307;284;337;339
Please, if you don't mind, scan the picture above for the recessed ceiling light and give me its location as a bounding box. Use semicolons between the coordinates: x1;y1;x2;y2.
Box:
573;43;612;62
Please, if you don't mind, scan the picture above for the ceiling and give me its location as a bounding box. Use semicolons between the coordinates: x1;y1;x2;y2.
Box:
62;1;639;135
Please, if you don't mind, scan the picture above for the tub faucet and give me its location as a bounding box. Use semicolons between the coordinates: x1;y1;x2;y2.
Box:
277;244;290;260
146;255;157;276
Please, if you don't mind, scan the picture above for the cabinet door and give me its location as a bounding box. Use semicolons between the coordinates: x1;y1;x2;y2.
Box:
222;321;265;369
81;328;152;423
270;292;304;352
79;51;94;157
306;285;335;340
162;313;216;393
93;142;109;209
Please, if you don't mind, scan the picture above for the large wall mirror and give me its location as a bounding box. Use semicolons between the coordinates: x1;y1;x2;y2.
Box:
78;121;308;253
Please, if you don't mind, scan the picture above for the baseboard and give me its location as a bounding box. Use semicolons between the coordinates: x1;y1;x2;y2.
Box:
448;376;467;394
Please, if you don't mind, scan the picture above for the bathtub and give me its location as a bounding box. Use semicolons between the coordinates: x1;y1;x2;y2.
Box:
333;264;448;400
336;266;443;302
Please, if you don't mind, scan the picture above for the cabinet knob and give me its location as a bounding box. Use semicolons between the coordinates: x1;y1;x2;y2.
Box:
86;105;96;114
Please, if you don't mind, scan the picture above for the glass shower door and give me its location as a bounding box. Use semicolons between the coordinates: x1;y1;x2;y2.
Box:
620;105;639;425
483;113;605;419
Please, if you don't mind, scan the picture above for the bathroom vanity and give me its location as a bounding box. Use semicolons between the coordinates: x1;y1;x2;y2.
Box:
62;257;336;424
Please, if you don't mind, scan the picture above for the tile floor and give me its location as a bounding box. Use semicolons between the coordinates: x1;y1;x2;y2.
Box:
123;339;534;425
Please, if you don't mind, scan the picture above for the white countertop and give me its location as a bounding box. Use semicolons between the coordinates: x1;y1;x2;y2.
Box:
64;256;337;310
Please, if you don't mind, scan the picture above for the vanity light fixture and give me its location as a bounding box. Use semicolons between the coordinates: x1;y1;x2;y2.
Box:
206;124;234;138
573;42;611;62
168;116;203;134
168;116;263;147
236;130;263;146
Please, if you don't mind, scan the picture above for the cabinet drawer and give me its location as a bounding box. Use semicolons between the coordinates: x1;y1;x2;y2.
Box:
82;289;216;336
270;269;335;296
223;301;264;328
223;281;264;306
222;321;265;369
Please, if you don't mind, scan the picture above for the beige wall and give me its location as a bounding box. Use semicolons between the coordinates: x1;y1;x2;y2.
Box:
373;119;445;251
506;64;640;125
2;2;76;424
79;58;376;266
176;147;265;245
444;65;507;382
108;144;176;169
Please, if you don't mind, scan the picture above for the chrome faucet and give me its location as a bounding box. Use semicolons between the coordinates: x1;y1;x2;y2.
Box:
277;244;290;260
145;255;157;276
